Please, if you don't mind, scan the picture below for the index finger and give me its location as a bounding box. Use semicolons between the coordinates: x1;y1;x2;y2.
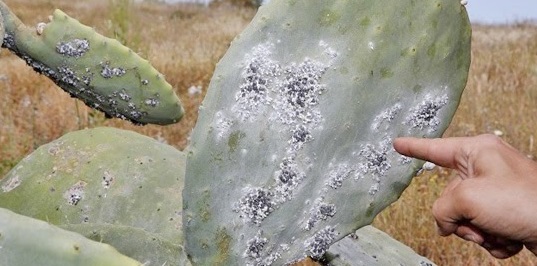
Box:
393;137;470;169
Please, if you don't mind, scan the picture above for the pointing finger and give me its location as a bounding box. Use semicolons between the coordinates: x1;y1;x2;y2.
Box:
393;137;470;169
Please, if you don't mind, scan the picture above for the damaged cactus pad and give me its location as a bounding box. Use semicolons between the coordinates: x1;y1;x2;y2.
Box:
0;127;189;265
0;3;183;125
183;0;471;264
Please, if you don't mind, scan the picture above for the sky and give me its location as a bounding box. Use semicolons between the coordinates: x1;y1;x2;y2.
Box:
465;0;537;24
153;0;536;25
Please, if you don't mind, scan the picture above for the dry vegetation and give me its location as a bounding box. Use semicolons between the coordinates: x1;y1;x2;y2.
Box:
1;0;537;265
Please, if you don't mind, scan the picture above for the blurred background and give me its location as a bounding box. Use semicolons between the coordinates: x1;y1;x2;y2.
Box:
466;0;537;24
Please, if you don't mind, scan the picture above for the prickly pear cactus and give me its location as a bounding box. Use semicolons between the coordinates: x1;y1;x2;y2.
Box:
61;223;192;266
324;226;434;265
0;208;142;266
0;2;183;125
183;0;471;264
0;127;189;265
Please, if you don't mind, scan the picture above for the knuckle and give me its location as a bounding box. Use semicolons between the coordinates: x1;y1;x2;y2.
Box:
477;134;504;149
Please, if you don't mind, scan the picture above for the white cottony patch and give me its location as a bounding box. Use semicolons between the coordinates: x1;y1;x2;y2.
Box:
287;124;313;154
319;40;338;61
101;171;115;189
272;59;327;127
273;157;306;202
304;226;339;259
215;111;234;141
260;253;281;266
233;42;336;226
399;155;412;165
405;94;448;132
234;42;330;131
56;39;90;58
236;187;275;225
372;103;402;130
326;163;353;189
111;89;132;102
244;232;281;266
304;198;336;230
64;181;87;206
244;234;268;262
356;139;392;178
461;0;468;6
1;175;21;193
420;261;435;266
144;98;160;107
233;43;281;122
100;62;126;78
57;66;80;87
368;182;380;196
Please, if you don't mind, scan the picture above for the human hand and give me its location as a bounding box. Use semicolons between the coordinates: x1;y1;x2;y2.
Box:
394;134;537;259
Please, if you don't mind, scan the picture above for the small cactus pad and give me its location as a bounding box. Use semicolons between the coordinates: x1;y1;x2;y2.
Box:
324;226;435;265
0;208;141;266
0;127;186;244
0;3;183;125
61;223;191;266
183;0;470;264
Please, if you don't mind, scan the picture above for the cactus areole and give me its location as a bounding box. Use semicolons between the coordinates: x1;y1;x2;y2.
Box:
184;0;471;265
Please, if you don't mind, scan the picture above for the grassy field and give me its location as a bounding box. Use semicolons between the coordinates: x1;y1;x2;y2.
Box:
1;0;537;265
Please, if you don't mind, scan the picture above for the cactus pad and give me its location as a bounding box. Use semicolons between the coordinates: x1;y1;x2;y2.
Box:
324;226;435;265
183;0;471;264
0;127;186;244
0;3;183;125
0;208;141;266
61;223;191;266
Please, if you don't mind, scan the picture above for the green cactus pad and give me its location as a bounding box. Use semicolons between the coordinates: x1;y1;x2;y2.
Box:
0;208;141;266
0;127;185;244
184;0;470;264
0;3;183;125
0;11;4;47
324;225;435;265
61;223;191;266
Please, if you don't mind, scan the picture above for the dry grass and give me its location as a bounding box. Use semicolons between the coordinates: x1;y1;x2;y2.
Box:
1;1;537;265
